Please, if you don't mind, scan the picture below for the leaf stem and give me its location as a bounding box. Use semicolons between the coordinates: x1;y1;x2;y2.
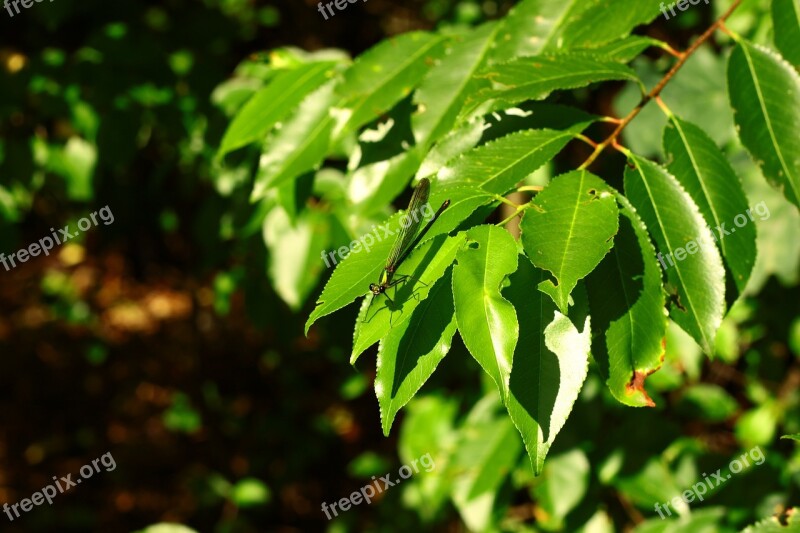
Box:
496;202;531;226
577;0;743;170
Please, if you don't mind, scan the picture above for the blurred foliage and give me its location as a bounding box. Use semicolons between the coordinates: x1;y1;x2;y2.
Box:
0;0;799;532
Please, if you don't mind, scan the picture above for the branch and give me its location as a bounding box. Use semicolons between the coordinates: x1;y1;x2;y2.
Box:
578;0;743;170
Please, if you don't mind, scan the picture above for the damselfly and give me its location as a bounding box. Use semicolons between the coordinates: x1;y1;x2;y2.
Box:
368;178;450;308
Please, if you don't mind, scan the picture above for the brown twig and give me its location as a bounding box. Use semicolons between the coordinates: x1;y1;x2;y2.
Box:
578;0;743;170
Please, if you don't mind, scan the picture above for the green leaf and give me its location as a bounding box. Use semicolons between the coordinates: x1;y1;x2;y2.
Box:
533;450;590;529
663;115;757;299
217;61;337;158
491;0;585;60
263;205;329;311
336;32;446;135
351;233;463;362
782;434;800;442
412;22;501;148
554;0;662;50
450;395;522;532
452;225;519;396
678;384;738;422
503;257;591;474
492;0;660;59
477;55;640;112
427;127;591;240
624;155;726;354
251;81;337;200
520;170;620;313
585;195;666;408
305;211;403;333
772;0;800;67
728;41;800;208
230;478;271;507
47;137;97;202
376;269;457;436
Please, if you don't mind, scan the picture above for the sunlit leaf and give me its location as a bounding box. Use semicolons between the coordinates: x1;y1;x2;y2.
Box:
520;170;619;313
452;225;519;396
376;269;457;435
624;155;725;354
663;115;756;300
728;40;800;208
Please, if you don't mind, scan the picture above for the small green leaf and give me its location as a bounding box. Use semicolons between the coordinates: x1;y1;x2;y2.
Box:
520;170;619;313
585;195;666;407
376;269;457;436
782;434;800;442
624;155;725;354
230;478;271;507
728;41;800;208
217;61;337;158
452;225;519;396
504;257;592;474
263;205;329;310
663;115;757;299
772;0;800;67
